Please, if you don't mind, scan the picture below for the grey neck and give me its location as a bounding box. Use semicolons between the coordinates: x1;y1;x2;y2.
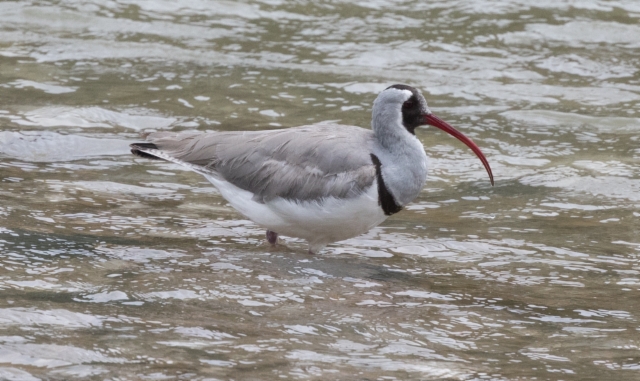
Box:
371;109;428;207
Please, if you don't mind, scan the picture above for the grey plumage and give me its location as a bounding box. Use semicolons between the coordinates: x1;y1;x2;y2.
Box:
131;124;378;203
128;84;494;253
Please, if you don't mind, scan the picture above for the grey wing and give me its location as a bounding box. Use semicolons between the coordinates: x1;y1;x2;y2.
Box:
131;124;377;202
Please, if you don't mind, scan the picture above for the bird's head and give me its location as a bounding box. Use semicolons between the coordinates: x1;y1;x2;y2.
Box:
373;84;494;186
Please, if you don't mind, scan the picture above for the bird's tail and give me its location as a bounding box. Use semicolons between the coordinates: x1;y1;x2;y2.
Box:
130;133;216;177
130;142;162;160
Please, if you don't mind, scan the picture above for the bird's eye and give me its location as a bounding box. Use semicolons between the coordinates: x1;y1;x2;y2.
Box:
402;100;414;109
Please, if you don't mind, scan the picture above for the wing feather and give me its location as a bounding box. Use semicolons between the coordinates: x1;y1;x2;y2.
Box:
131;124;377;202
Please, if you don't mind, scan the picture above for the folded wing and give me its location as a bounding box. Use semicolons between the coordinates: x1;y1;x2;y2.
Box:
131;124;377;203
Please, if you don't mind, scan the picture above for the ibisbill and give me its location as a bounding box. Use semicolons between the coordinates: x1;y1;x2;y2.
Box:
131;84;494;254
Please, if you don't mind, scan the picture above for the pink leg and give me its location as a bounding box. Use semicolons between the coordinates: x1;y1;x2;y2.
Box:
266;230;278;245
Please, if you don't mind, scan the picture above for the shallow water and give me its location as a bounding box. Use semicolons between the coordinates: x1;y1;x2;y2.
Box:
1;1;639;380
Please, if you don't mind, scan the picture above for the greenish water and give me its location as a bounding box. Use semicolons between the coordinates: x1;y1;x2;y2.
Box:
0;1;639;380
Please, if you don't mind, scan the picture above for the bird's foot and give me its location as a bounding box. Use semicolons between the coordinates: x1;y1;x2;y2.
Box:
266;230;278;245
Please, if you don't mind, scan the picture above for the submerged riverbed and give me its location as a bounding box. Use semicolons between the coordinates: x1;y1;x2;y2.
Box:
1;1;639;380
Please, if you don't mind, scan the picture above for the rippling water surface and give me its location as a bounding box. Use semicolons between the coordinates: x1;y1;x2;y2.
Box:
1;1;639;380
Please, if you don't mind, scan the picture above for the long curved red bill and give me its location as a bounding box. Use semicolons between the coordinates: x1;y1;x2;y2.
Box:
425;114;494;186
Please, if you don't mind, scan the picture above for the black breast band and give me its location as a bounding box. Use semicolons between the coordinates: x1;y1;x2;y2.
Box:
370;154;403;216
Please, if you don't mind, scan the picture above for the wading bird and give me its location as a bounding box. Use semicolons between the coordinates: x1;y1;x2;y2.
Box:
131;84;493;253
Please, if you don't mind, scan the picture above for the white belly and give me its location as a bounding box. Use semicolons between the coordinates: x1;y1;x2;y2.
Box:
205;175;387;250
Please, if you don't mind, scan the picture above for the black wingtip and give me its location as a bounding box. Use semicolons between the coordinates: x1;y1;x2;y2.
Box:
130;142;162;160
